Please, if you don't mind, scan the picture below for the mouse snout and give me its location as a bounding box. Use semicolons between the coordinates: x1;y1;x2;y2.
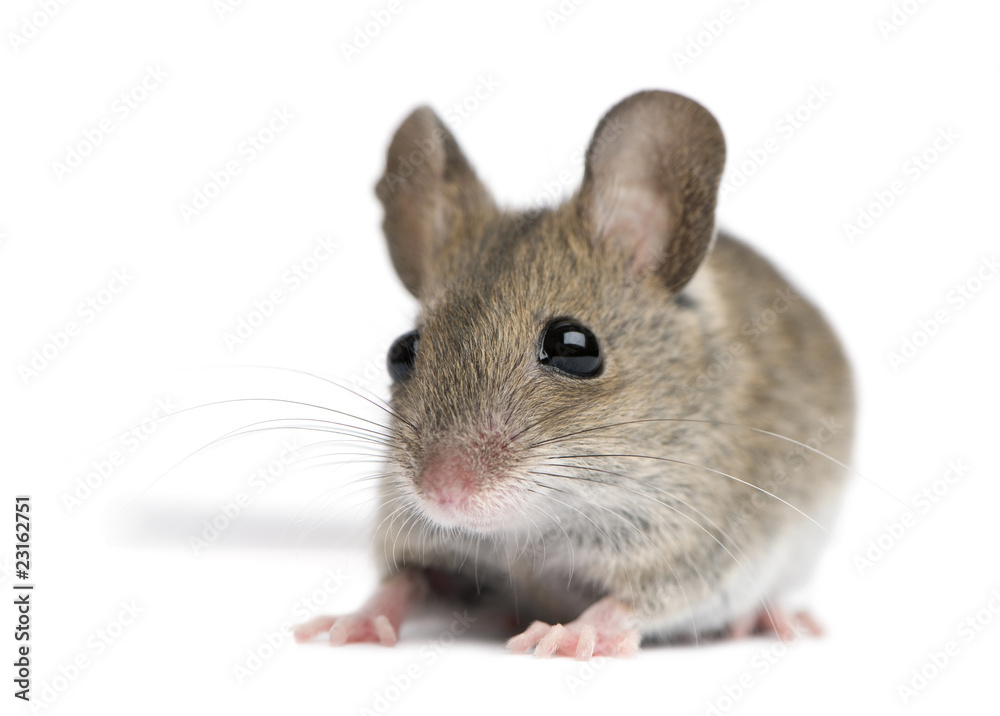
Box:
410;430;524;530
419;449;477;509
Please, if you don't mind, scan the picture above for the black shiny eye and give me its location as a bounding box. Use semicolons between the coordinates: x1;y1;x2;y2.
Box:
388;330;419;382
539;319;602;378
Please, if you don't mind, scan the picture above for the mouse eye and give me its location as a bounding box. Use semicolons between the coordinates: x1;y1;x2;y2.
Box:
539;319;602;378
388;330;420;382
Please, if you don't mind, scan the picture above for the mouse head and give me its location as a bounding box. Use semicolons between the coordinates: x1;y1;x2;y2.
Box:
374;91;726;534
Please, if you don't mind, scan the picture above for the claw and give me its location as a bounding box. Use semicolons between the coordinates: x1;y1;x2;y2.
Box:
534;623;568;658
506;621;550;655
327;615;357;646
507;597;639;659
294;569;425;647
373;615;398;646
610;629;640;658
728;607;823;643
575;624;597;660
293;616;336;643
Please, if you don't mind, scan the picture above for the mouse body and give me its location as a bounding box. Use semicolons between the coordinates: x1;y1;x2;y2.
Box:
295;90;854;658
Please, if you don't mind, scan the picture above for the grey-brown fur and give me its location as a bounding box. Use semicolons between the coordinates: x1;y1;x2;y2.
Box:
371;91;854;639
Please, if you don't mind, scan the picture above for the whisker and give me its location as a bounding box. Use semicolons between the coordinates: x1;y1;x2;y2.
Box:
541;461;753;568
531;416;900;506
389;504;423;572
223;419;393;447
473;536;481;594
546;452;830;535
525;487;575;582
370;494;411;544
529;480;702;642
117;420;396;518
455;529;477;573
192;363;415;430
285;471;402;547
297;456;387;470
400;507;426;566
532;467;780;644
380;502;412;573
366;494;411;550
61;395;394;469
519;509;545;573
527;484;637;599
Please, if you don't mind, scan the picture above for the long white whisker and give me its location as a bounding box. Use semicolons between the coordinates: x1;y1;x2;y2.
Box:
531;476;701;643
547;452;830;536
532;416;898;506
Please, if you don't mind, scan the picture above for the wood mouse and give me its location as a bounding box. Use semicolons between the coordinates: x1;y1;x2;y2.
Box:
294;90;854;658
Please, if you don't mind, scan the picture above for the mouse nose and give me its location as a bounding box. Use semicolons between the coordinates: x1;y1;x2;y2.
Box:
419;448;477;509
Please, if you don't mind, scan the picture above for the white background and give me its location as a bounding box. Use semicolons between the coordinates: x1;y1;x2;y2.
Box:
3;1;999;714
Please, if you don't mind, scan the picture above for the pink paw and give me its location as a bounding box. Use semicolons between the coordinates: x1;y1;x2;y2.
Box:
727;607;822;642
294;613;400;646
506;597;640;659
294;569;425;648
507;620;639;659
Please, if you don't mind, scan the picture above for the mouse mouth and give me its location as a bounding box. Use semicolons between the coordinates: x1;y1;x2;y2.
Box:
415;489;513;532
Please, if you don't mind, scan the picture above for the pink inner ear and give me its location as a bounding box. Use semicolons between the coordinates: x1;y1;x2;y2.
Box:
594;183;672;276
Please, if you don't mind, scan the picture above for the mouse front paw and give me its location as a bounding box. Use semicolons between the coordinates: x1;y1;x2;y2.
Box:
506;597;640;659
294;568;426;647
294;612;401;646
726;606;823;642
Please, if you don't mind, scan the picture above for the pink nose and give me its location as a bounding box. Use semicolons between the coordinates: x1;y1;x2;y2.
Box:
420;450;477;508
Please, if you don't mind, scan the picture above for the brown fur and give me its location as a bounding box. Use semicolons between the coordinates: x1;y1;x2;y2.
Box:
371;91;854;638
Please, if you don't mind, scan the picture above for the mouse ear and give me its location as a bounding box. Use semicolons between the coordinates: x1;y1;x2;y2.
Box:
375;107;494;298
577;91;726;292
